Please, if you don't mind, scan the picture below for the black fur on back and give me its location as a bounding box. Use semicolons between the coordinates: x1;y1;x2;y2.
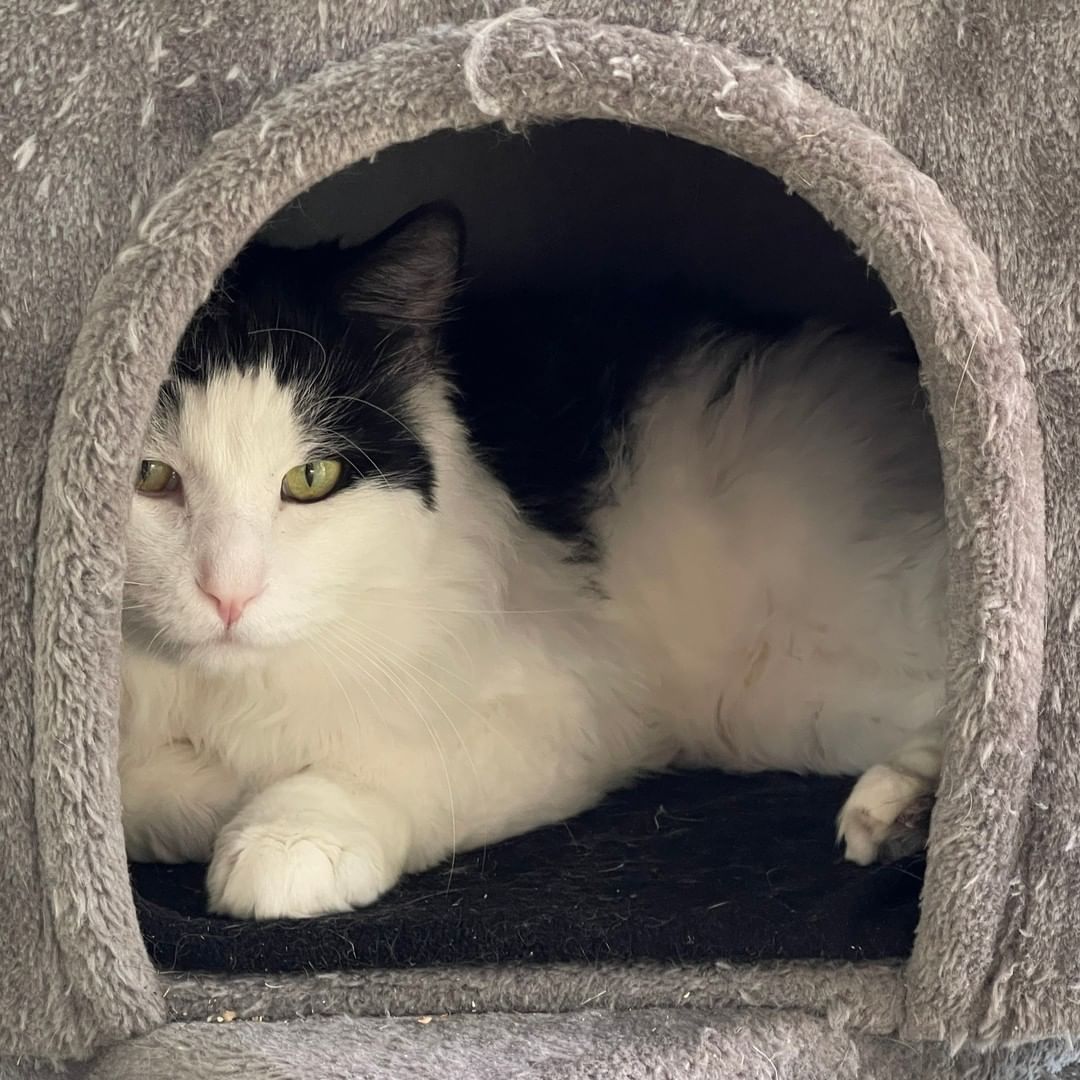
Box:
445;287;788;551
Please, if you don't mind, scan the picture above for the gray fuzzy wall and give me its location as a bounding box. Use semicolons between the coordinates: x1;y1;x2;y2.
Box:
1;1;1076;1073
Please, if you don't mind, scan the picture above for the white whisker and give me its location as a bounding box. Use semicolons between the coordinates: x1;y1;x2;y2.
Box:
334;595;587;616
333;613;473;685
320;393;422;443
247;327;328;366
324;631;460;888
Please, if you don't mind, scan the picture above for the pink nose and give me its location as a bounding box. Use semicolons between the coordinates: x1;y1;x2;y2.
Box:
198;584;260;628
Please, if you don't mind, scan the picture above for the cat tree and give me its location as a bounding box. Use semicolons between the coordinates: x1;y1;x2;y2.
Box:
2;2;1076;1077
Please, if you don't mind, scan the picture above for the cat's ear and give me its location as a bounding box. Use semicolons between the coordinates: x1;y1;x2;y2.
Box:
336;203;464;329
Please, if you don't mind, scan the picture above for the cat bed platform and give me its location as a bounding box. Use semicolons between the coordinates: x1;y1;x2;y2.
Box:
132;772;922;974
2;3;1075;1078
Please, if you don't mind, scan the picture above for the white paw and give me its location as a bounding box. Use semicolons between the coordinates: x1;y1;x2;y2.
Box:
837;764;930;866
205;775;412;918
206;818;397;919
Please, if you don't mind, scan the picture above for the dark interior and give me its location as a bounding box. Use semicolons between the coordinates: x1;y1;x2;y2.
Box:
261;120;908;337
132;121;924;973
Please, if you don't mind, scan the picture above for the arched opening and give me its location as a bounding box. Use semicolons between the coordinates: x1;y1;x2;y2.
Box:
130;120;924;972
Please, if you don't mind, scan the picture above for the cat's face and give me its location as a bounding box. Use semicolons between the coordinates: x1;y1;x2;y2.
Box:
123;205;463;670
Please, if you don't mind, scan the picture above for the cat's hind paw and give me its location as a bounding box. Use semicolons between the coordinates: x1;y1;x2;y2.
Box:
837;764;933;866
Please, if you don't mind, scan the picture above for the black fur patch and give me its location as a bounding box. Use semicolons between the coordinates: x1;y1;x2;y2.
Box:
446;288;781;554
168;207;464;508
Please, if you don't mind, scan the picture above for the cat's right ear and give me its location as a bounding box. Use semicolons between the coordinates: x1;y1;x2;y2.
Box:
336;203;464;330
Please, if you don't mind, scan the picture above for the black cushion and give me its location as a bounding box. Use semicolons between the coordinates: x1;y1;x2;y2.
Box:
132;770;922;973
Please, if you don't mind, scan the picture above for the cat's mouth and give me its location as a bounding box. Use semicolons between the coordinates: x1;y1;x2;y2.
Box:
123;597;305;665
125;623;273;668
184;633;272;671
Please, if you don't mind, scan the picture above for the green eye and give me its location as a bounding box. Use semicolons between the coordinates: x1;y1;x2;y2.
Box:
282;460;343;502
136;459;180;495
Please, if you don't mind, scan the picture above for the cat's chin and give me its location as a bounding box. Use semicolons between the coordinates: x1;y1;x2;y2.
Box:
184;638;273;672
125;631;283;672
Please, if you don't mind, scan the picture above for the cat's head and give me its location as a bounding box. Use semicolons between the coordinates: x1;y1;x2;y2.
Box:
123;204;465;669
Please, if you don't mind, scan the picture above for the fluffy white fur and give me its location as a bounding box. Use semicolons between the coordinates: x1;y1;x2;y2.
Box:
122;327;945;919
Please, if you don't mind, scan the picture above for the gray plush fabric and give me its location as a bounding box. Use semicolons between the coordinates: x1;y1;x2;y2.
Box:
5;1016;1075;1080
159;960;906;1032
1;0;1076;1074
79;1012;1080;1080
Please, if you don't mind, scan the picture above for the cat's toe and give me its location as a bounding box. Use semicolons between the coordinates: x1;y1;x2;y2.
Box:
837;802;889;865
206;822;392;919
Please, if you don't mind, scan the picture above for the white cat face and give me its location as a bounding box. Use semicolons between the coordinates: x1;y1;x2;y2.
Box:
123;204;463;670
124;365;439;670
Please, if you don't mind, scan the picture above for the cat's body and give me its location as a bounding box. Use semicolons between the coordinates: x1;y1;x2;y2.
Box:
121;207;946;919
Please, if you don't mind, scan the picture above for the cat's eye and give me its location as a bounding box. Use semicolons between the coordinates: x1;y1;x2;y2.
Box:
282;460;343;503
135;459;180;496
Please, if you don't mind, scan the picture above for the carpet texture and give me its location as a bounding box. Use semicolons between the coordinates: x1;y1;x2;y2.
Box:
81;1010;1080;1080
2;0;1075;1075
134;771;923;973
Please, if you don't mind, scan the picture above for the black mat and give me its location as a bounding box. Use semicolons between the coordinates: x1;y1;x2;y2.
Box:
132;771;924;973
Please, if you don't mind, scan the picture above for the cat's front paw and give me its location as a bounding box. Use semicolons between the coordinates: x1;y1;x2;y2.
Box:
837;764;933;865
206;819;399;919
205;776;411;919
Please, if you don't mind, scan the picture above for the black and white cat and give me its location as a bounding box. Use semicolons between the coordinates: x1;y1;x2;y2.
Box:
120;205;946;919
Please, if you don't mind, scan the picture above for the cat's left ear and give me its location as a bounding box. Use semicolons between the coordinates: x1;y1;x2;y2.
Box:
336;203;464;329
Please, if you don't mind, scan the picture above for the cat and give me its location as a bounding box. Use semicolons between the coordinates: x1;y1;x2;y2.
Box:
120;203;946;919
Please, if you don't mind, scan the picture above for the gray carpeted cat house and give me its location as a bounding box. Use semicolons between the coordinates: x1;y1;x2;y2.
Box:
3;2;1077;1077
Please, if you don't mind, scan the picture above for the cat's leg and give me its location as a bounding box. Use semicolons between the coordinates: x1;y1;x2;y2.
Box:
122;740;245;863
206;774;411;919
205;718;646;918
836;734;942;865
